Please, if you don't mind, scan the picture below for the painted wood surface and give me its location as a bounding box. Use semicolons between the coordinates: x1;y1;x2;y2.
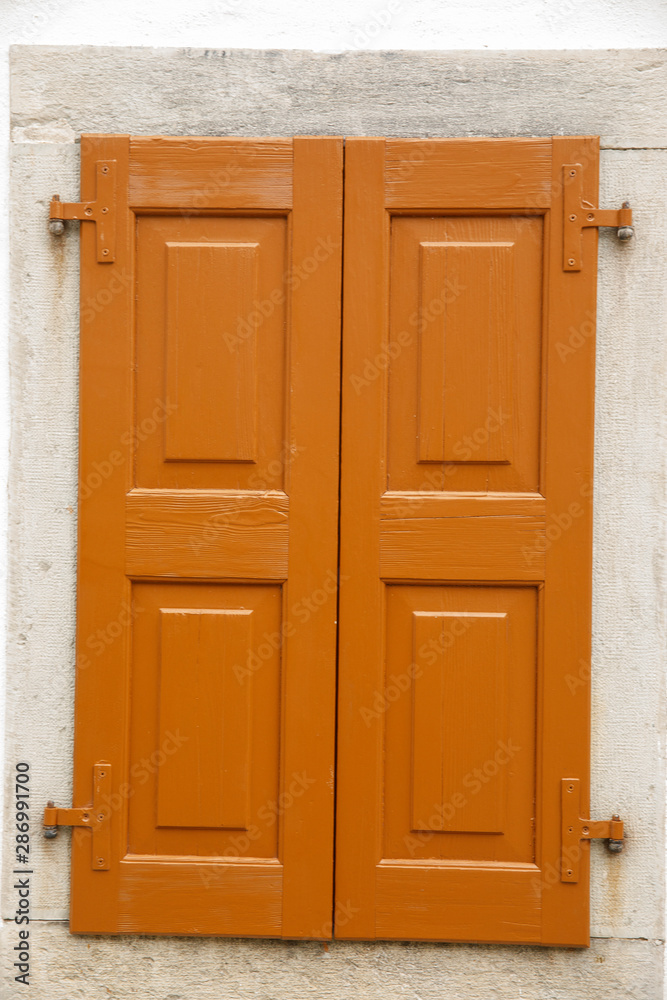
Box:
71;135;343;936
125;489;289;579
384;137;552;208
335;136;597;946
411;610;508;834
129;137;293;209
71;132;596;946
417;240;514;464
157;608;252;830
164;241;259;462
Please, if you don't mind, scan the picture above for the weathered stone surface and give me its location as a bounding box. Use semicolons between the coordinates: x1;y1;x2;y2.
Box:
0;923;664;999
10;46;667;148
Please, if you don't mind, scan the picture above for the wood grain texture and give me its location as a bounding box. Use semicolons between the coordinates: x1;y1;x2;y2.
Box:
418;240;514;464
134;213;288;492
335;138;388;939
72;136;343;938
337;137;595;946
387;214;542;495
157;609;252;830
279;135;344;936
411;611;507;834
69;134;135;937
112;860;283;936
537;136;599;947
125;490;289;579
165;241;259;462
69;131;596;945
375;865;541;942
385;138;552;208
128;583;282;864
129;137;293;209
380;501;546;581
383;585;537;867
380;492;545;518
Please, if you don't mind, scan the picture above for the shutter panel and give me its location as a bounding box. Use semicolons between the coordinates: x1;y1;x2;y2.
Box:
71;135;343;935
336;137;597;945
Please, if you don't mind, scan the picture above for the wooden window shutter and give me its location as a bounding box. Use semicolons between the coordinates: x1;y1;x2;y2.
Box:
60;133;603;945
70;135;343;935
335;137;598;946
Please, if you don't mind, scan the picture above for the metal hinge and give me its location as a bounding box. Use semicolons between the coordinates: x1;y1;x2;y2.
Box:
561;778;624;883
43;763;112;870
563;163;634;271
49;159;117;263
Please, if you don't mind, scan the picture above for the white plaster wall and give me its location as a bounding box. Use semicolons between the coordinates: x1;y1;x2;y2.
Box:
3;0;667;51
1;4;667;999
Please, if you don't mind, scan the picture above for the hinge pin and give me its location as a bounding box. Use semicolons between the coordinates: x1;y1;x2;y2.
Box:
617;202;635;242
607;814;625;852
43;800;58;839
48;197;65;236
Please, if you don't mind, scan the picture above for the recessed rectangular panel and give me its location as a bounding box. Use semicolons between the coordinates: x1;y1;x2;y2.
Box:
157;608;252;830
382;584;536;865
418;242;513;464
136;215;289;492
165;241;258;462
411;611;507;834
386;215;542;495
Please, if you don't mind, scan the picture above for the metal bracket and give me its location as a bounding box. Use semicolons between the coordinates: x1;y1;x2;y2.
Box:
563;163;634;271
43;763;112;870
49;160;117;263
561;778;624;883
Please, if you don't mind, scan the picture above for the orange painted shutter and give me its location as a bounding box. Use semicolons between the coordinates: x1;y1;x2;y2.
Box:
336;137;597;945
72;135;343;935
